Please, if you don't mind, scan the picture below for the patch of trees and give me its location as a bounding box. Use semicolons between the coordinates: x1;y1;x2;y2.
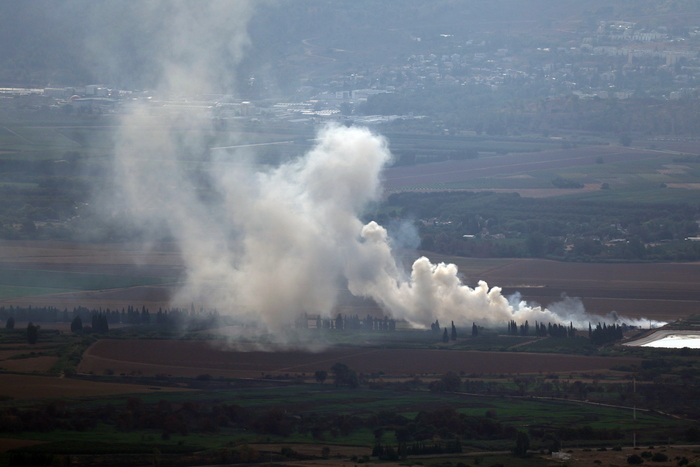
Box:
551;177;584;189
385;191;700;261
0;304;226;333
330;363;359;388
588;322;623;345
507;320;576;337
429;372;462;392
26;322;39;344
90;313;109;334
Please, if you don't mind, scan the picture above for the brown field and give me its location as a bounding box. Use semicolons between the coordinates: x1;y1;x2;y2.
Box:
0;356;59;373
2;243;699;324
382;146;664;189
0;285;179;311
0;373;190;400
421;254;700;323
78;339;641;379
0;239;183;277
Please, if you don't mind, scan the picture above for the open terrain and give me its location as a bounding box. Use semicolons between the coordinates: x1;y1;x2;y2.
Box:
382;146;670;190
78;339;641;379
0;373;190;400
2;242;700;324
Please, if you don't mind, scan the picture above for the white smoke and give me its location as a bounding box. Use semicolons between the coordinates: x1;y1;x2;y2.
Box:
108;1;664;333
116;119;663;331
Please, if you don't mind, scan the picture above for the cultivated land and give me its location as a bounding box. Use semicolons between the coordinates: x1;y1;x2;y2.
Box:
2;242;700;323
0;373;190;400
78;339;642;379
382;146;669;190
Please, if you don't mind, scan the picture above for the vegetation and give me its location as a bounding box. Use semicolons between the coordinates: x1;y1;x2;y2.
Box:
381;191;700;261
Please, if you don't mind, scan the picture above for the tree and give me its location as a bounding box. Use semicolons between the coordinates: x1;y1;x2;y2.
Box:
330;363;358;388
513;431;530;457
441;371;462;392
526;233;547;257
619;134;632;147
321;446;330;459
314;370;328;384
5;316;14;329
442;327;449;343
26;322;38;345
472;322;478;337
451;321;457;341
71;316;83;333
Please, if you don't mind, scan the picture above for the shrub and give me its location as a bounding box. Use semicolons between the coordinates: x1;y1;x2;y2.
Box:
628;454;644;464
651;453;668;462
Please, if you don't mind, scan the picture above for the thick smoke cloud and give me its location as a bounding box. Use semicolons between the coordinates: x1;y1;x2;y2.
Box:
116;119;662;331
110;1;664;333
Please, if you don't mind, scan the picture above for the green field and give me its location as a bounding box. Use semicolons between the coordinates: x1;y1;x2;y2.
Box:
0;269;176;299
0;285;74;299
0;383;688;461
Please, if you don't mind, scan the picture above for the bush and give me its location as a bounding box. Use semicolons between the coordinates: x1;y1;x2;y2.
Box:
628;454;644;464
651;453;668;462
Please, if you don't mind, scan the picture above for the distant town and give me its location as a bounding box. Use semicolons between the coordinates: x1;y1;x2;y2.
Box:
3;18;700;130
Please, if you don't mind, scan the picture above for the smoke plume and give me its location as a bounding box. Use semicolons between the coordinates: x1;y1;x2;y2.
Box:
109;1;663;333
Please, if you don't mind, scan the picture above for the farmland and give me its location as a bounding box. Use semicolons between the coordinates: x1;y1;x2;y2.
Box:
77;339;642;379
0;373;190;400
2;241;699;324
382;145;671;191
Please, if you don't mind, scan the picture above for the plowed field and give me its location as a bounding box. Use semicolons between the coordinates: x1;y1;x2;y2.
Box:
0;373;190;400
78;339;641;379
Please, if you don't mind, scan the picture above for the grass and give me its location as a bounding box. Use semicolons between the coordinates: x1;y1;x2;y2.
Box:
0;268;176;291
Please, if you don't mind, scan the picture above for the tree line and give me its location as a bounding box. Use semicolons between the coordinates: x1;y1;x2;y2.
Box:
295;313;397;332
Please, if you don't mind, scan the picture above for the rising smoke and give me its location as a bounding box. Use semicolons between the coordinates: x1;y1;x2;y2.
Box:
108;1;663;333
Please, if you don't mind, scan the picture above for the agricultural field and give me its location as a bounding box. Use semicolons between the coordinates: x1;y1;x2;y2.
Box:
382;141;700;206
382;145;670;191
0;240;182;306
2;241;700;324
0;373;190;400
77;339;642;379
0;377;696;467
